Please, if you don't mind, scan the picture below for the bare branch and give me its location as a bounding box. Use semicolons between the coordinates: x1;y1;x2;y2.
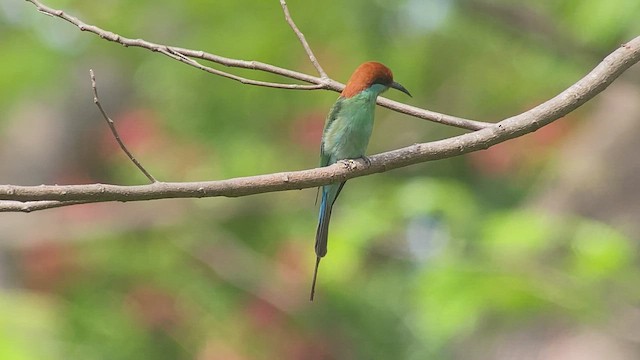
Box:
0;200;91;213
90;70;157;183
376;98;491;130
1;34;639;211
23;0;490;131
279;0;328;78
156;48;325;90
23;0;324;91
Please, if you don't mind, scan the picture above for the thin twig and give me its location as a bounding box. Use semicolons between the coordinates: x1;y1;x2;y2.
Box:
24;0;324;91
23;0;490;131
279;0;328;79
90;69;157;183
157;48;324;90
0;200;91;213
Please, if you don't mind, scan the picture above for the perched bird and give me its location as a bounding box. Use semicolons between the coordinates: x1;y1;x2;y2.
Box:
310;62;411;300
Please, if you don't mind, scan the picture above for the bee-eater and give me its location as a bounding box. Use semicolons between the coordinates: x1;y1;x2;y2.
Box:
311;61;411;300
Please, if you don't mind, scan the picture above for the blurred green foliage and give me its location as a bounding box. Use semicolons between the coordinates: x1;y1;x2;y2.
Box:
1;0;639;359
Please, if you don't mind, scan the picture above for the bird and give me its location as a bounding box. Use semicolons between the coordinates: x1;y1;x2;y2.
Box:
310;61;411;301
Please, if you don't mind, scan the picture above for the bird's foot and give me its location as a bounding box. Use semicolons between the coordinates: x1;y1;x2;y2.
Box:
340;159;358;170
339;157;370;170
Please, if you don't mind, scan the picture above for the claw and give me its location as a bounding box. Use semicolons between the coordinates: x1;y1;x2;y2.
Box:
339;158;370;170
339;159;357;170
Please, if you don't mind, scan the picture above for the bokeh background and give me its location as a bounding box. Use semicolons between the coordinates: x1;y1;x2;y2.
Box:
2;0;640;359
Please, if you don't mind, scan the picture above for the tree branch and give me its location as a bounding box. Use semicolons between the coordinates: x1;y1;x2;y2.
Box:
90;69;157;183
279;0;328;78
0;200;92;213
2;35;639;211
23;0;490;131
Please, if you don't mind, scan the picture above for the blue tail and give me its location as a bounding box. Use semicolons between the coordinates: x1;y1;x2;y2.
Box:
315;191;332;258
310;183;345;301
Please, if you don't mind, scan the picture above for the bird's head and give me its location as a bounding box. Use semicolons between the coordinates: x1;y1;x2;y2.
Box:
341;61;411;98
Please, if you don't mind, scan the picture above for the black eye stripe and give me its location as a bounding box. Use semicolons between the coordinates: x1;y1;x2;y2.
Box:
372;77;391;85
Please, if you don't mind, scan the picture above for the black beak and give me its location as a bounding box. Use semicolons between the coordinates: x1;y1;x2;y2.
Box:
390;81;412;97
